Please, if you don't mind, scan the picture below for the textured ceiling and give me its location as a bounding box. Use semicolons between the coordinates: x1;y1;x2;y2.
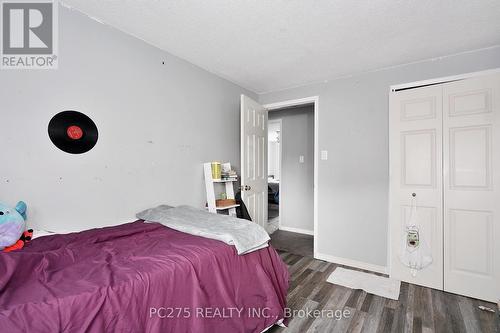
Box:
61;0;500;93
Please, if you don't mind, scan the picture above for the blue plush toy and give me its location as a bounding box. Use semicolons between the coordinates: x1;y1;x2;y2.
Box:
0;201;27;250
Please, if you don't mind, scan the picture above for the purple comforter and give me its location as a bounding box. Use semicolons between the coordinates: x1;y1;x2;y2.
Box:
0;221;289;332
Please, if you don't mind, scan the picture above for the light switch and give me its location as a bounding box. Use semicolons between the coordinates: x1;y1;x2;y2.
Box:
299;155;305;163
321;150;328;160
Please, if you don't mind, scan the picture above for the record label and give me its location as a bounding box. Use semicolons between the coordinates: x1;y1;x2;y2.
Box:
67;125;83;140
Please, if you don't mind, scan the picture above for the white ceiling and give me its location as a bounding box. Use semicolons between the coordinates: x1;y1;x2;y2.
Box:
62;0;500;94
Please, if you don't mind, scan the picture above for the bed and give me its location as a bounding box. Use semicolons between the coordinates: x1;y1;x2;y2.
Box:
0;211;289;332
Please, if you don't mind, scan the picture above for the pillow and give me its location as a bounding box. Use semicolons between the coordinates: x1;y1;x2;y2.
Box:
136;205;174;220
31;229;57;239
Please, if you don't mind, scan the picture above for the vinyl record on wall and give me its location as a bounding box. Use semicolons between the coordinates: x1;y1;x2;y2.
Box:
48;111;98;154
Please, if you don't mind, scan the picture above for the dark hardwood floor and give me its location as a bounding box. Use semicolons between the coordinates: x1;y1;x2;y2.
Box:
270;230;314;257
269;249;500;333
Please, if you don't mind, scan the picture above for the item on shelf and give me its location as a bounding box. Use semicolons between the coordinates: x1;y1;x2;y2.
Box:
221;168;238;181
211;162;222;180
216;199;236;207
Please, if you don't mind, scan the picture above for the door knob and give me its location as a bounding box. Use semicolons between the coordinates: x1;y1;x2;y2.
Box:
245;185;251;191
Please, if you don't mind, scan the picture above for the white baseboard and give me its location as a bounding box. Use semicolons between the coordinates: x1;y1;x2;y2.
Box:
279;226;314;236
315;252;387;274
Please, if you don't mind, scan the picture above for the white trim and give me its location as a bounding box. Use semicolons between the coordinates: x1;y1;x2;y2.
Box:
387;86;393;278
264;96;319;259
264;96;318;110
390;68;500;92
316;252;387;275
268;119;283;229
279;226;314;236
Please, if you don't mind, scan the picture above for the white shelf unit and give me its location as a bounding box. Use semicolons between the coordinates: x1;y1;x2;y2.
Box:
203;162;239;216
212;179;237;183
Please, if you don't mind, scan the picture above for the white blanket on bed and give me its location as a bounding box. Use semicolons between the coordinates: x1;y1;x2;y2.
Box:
137;205;270;255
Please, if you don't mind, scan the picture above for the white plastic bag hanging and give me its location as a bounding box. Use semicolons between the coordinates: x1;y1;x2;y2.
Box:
399;194;433;276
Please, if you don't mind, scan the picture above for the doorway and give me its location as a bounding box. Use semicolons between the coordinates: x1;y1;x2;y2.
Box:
267;119;281;233
240;95;319;258
265;99;317;257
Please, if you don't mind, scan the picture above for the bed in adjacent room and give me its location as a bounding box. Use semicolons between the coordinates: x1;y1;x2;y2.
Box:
0;206;289;333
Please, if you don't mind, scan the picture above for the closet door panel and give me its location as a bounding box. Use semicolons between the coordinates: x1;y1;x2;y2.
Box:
389;86;443;290
401;129;436;187
449;126;492;189
443;73;500;303
448;209;493;277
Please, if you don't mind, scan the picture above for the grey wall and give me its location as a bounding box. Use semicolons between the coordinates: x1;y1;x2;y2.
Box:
259;46;500;268
0;7;255;232
269;106;314;233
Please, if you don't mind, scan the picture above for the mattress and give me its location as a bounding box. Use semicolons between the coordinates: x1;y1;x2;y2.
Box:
0;221;289;332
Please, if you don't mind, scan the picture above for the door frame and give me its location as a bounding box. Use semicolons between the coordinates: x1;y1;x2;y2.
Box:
267;118;283;230
390;68;500;92
263;96;319;258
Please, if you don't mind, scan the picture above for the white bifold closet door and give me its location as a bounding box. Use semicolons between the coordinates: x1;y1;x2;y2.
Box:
390;72;500;302
389;85;444;290
442;74;500;302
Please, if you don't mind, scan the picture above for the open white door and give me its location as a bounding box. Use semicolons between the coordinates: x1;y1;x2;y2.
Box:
241;95;268;227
